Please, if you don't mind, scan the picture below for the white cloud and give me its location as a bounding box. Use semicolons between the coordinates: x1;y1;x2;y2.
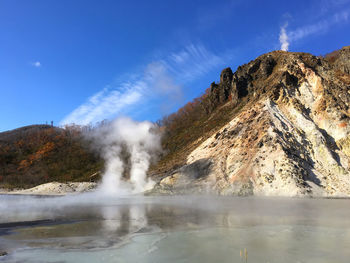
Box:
279;23;289;51
60;43;227;126
31;61;41;67
60;82;145;126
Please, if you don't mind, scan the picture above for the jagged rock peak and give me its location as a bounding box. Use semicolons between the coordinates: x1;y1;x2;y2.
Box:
220;67;233;84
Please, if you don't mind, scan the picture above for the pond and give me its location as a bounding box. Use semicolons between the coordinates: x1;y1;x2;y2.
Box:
0;194;349;263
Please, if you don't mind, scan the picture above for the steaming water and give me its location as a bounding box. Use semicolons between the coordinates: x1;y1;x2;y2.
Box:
0;194;350;263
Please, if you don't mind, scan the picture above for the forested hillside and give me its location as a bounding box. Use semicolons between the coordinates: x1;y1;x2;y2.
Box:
0;125;102;188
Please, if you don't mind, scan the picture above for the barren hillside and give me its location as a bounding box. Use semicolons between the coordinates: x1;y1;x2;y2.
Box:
152;46;350;197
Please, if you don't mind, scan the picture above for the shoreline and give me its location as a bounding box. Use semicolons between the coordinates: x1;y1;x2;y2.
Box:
1;181;350;199
0;182;97;196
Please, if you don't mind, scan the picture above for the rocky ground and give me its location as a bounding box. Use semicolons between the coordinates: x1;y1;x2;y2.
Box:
0;182;97;195
152;46;350;197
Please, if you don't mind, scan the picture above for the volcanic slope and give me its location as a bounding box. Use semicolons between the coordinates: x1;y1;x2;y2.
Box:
153;46;350;197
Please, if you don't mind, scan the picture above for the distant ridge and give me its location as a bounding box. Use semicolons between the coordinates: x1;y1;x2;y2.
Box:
0;124;102;188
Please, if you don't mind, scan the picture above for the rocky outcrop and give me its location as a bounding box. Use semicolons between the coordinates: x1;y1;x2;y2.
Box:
210;67;235;106
154;46;350;197
329;45;350;74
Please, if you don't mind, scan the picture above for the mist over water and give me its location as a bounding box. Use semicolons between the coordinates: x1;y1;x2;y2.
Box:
1;195;350;263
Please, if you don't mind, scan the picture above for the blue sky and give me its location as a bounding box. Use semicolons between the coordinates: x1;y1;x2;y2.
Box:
1;0;350;131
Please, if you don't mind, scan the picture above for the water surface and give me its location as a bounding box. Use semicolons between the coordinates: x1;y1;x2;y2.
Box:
0;194;349;263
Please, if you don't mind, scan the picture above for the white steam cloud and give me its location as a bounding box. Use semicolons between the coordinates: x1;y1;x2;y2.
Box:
278;9;349;51
89;117;161;195
279;23;289;51
31;61;41;67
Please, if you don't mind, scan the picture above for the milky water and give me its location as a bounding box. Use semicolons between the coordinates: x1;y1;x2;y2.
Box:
0;194;349;263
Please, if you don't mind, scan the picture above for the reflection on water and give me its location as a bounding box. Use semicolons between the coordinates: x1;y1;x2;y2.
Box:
0;194;350;262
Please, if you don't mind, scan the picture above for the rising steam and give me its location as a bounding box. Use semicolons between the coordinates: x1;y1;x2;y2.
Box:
89;117;161;195
279;23;289;51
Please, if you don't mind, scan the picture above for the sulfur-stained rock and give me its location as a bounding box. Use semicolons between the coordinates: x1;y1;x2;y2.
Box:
154;46;350;197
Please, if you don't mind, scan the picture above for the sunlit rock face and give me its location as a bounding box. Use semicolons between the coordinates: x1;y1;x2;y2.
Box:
155;46;350;197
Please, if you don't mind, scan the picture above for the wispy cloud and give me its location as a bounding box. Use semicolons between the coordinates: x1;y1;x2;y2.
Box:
60;43;227;126
61;83;145;126
319;0;350;16
165;44;225;83
31;61;41;67
281;9;349;49
289;10;349;41
279;23;289;51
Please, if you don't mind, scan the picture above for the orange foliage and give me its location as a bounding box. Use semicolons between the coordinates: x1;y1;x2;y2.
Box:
18;159;30;170
28;142;56;163
0;124;103;188
16;140;25;147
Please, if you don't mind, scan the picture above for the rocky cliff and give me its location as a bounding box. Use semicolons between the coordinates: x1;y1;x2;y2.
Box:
153;46;350;197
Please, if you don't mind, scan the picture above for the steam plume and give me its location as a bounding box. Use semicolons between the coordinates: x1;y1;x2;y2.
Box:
279;23;289;51
90;117;161;195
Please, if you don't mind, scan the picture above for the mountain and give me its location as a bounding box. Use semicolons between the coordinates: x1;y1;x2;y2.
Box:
2;46;350;197
0;125;102;188
151;46;350;197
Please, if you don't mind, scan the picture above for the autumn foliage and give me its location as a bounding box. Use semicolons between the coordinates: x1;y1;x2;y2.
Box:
0;125;103;189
